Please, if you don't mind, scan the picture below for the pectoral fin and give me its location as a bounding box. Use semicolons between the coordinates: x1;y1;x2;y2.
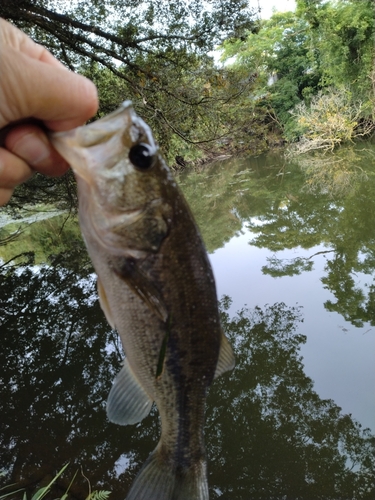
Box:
214;330;235;379
97;278;116;329
107;358;153;425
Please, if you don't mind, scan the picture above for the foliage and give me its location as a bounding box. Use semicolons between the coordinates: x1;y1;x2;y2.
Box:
221;0;375;151
0;464;69;500
296;0;375;101
0;0;258;166
0;463;111;500
291;0;375;148
221;10;321;135
86;492;110;500
81;58;259;164
287;87;375;154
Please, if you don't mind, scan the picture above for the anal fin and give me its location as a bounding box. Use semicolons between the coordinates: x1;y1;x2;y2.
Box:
214;330;235;379
107;358;153;425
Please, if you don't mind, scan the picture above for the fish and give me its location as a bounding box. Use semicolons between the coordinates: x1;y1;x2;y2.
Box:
51;101;235;500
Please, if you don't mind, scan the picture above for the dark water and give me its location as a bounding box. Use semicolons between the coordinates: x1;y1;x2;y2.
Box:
0;145;374;499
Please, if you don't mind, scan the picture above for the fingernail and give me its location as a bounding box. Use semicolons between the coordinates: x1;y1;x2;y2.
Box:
11;132;51;166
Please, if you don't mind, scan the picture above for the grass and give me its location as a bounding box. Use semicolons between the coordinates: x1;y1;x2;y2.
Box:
0;465;111;500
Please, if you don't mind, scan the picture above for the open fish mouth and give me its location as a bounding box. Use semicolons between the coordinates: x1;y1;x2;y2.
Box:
50;101;147;184
50;101;151;183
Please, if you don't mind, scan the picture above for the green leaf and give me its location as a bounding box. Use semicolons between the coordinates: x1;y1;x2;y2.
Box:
86;491;111;500
30;463;69;500
0;489;25;500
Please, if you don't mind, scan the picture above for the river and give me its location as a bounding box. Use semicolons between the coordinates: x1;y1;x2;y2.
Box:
0;144;374;499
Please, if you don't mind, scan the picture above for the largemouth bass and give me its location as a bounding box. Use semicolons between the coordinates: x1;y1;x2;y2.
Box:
51;102;235;500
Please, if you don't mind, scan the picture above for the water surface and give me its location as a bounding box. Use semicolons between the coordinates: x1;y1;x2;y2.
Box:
177;149;375;432
0;145;374;499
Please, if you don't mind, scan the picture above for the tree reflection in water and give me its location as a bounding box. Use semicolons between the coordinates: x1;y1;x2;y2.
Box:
178;147;375;330
208;297;374;499
0;251;374;499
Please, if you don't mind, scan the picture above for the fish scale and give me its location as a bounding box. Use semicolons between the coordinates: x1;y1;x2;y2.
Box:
51;101;235;500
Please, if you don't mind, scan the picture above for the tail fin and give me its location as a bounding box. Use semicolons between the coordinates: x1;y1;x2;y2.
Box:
126;447;209;500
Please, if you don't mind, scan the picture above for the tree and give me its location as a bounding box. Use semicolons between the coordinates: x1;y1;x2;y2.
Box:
288;0;375;150
221;11;321;138
296;0;375;101
0;0;258;163
221;0;375;146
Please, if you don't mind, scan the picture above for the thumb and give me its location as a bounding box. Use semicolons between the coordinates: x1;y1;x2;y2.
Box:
1;46;98;131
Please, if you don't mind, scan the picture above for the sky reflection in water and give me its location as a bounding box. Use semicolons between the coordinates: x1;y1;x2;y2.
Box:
210;229;375;431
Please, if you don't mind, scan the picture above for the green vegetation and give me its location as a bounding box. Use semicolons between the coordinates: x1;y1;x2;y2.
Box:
0;463;111;500
221;0;375;150
0;464;70;500
1;0;374;205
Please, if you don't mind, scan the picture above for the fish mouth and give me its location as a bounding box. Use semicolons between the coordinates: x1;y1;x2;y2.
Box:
50;102;130;182
50;101;154;183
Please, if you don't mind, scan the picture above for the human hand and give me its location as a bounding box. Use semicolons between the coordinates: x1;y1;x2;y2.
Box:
0;18;98;205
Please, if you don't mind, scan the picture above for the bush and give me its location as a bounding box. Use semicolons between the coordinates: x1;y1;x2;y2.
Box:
287;87;374;155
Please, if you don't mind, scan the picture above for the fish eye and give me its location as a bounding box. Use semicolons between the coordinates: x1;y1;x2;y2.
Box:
129;143;155;171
